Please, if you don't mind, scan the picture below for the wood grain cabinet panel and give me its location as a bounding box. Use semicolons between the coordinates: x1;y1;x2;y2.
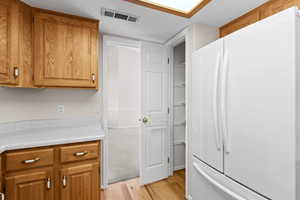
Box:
60;163;100;200
0;0;19;85
220;0;300;37
220;11;260;37
2;141;101;200
0;0;100;89
33;11;99;88
60;142;99;164
6;148;54;172
6;168;54;200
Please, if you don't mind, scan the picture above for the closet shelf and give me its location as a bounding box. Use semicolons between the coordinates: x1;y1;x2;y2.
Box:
175;62;185;69
174;121;186;127
174;140;186;145
174;82;185;88
174;102;186;107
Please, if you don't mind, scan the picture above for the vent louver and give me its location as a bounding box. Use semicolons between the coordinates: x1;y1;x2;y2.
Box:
101;8;139;23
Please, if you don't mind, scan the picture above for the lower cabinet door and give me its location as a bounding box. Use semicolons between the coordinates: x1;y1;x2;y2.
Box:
5;168;54;200
60;162;100;200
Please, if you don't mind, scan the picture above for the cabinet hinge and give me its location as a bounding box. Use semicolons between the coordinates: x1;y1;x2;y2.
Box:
168;58;170;64
168;157;170;163
167;107;170;114
13;67;19;78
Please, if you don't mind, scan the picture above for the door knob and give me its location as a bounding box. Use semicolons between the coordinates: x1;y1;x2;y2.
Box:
141;117;149;124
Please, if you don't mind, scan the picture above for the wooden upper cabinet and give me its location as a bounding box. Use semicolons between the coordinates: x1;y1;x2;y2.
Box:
220;10;260;37
60;163;100;200
6;168;54;200
220;0;300;37
0;0;19;85
33;11;99;89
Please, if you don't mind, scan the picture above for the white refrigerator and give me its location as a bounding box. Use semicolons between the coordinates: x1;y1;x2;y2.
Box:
190;7;299;200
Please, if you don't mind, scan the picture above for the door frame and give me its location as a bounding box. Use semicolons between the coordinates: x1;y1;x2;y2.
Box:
165;31;187;176
102;35;141;188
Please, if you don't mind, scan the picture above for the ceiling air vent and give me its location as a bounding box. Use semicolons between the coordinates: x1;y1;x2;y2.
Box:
101;8;139;23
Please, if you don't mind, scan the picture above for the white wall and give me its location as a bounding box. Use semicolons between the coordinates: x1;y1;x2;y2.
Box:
0;37;103;123
0;88;102;123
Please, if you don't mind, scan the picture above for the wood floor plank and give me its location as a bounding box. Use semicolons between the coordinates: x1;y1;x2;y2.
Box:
125;178;153;200
103;170;185;200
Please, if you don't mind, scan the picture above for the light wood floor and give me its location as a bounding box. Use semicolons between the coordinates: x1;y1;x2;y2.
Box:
102;170;185;200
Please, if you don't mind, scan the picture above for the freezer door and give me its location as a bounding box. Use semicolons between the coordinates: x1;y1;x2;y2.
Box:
223;8;296;200
191;39;224;172
190;157;268;200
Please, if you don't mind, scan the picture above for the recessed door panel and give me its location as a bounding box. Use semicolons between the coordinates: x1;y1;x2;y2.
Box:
141;42;169;184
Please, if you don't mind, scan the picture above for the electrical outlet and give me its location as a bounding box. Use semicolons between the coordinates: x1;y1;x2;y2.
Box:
57;105;65;113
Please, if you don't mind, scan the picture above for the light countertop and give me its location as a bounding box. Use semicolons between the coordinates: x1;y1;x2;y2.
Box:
0;118;105;153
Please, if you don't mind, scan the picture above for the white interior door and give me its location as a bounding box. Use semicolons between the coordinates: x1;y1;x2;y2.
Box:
140;42;170;184
223;8;296;200
191;39;224;172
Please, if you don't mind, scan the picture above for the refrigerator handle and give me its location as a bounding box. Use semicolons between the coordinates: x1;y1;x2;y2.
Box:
213;52;222;151
193;162;248;200
221;49;230;154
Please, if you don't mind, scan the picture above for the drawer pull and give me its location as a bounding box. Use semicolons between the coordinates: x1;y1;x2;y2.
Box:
74;151;88;157
46;178;51;189
0;192;4;200
23;157;40;164
62;175;67;187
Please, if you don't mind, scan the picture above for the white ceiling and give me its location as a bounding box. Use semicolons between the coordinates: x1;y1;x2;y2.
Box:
23;0;268;43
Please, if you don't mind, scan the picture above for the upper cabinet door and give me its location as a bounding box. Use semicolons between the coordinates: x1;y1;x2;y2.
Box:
34;11;99;88
191;39;224;173
223;8;296;200
0;0;19;85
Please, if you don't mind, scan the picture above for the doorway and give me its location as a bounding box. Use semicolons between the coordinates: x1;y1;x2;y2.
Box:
103;36;178;192
171;41;186;173
103;36;142;184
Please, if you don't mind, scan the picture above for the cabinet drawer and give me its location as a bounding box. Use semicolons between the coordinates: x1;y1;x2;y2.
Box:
6;148;54;171
60;142;99;163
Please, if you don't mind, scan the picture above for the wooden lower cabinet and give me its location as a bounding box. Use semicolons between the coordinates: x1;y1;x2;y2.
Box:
1;141;101;200
6;168;54;200
60;163;100;200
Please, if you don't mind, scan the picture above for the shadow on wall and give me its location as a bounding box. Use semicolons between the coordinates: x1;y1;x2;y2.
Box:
108;127;140;184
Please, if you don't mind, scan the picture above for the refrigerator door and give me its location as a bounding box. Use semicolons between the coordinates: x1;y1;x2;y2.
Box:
191;39;224;172
223;8;296;200
191;156;268;200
